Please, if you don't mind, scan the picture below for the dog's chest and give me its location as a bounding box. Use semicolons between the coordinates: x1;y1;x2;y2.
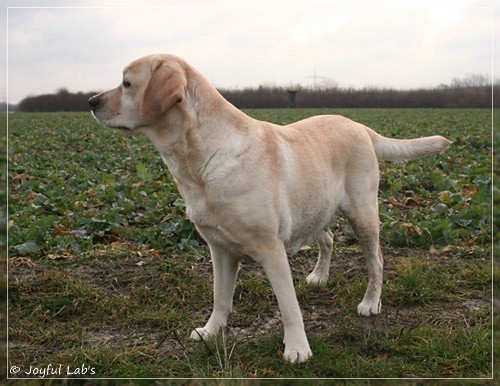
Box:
178;187;213;226
183;196;243;250
185;203;214;230
160;154;215;224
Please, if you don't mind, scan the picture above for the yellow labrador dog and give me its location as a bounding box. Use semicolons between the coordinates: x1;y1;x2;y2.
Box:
89;54;451;363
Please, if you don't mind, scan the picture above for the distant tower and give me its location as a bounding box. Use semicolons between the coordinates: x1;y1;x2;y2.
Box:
306;67;325;89
286;90;297;108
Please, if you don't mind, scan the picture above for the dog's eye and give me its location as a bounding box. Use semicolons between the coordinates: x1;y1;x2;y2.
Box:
122;80;131;89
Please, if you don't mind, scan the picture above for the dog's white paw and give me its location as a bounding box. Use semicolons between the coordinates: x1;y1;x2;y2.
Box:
306;271;329;286
283;346;313;364
357;299;381;316
190;327;213;341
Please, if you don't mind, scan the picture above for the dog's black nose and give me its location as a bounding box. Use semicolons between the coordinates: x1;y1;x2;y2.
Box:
88;95;100;110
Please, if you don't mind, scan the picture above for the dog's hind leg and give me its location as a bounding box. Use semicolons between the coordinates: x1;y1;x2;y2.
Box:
343;195;384;317
306;228;334;285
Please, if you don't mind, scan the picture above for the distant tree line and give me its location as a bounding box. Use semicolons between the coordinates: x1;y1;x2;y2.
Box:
14;75;499;112
17;88;98;112
0;102;17;112
221;84;495;109
220;74;496;109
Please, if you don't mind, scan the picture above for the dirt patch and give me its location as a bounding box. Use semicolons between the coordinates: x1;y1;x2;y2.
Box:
7;244;493;375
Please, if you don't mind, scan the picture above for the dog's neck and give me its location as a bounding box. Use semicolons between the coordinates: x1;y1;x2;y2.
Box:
141;74;256;190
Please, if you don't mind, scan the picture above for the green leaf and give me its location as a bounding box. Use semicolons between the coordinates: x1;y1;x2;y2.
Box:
13;241;40;255
136;162;153;182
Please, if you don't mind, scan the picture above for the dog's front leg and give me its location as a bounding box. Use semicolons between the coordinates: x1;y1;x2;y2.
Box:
190;245;239;341
255;240;312;363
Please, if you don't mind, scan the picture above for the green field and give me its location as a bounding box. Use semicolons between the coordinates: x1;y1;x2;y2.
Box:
7;109;495;379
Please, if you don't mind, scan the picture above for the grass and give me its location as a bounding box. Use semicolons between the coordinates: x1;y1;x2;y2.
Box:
6;108;494;380
1;112;7;382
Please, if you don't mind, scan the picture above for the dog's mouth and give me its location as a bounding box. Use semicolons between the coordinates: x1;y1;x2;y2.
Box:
91;111;133;132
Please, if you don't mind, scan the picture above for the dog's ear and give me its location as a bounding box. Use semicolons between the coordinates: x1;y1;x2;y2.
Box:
141;57;186;120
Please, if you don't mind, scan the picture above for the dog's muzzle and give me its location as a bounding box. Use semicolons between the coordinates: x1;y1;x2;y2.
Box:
88;95;100;111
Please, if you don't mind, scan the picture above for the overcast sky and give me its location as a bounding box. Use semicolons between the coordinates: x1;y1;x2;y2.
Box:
1;0;498;104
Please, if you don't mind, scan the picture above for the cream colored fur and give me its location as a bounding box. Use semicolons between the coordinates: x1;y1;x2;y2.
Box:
90;54;451;363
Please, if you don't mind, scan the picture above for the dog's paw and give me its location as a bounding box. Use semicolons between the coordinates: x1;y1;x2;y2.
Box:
357;299;381;316
306;271;329;286
190;327;213;341
283;346;313;364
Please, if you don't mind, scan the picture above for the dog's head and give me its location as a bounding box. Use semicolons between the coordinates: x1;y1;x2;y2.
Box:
89;54;188;132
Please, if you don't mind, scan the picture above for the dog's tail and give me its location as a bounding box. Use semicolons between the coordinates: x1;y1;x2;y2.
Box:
364;127;452;162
